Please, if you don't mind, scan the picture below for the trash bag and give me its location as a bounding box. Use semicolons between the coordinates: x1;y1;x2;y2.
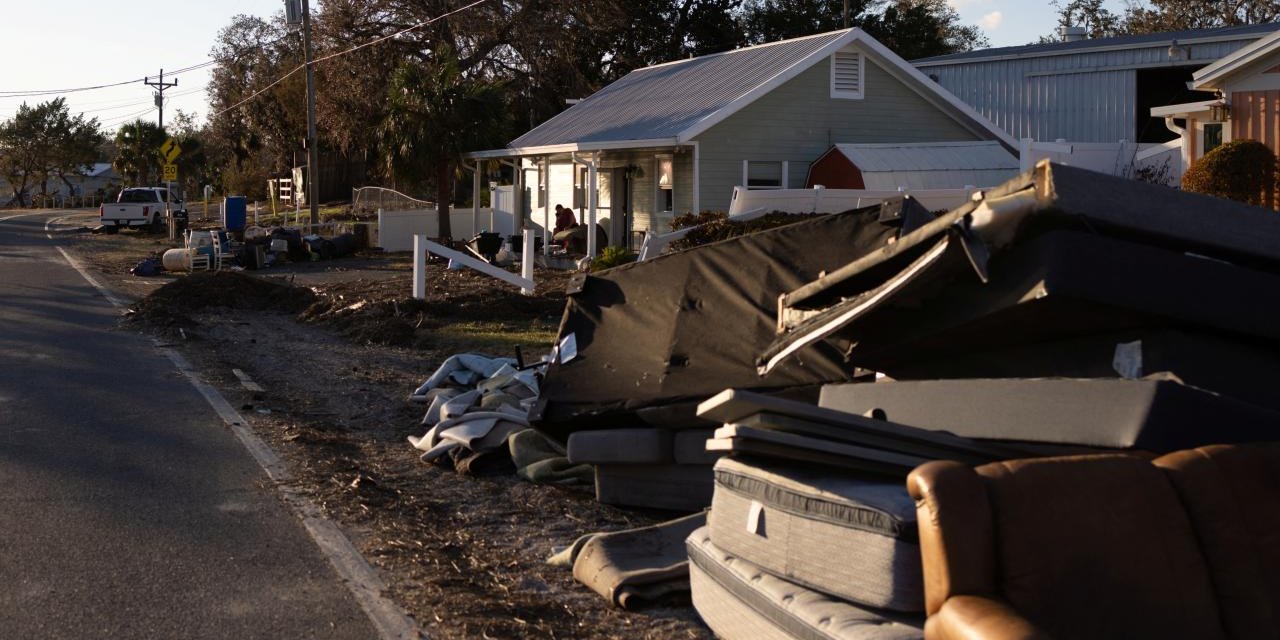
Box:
130;256;163;276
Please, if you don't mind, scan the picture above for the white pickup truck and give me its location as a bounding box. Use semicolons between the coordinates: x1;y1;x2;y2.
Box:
99;187;185;232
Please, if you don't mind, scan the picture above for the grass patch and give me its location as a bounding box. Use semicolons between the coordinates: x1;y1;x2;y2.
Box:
432;319;558;355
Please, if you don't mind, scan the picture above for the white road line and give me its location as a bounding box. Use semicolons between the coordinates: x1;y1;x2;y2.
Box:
232;368;266;393
41;218;422;640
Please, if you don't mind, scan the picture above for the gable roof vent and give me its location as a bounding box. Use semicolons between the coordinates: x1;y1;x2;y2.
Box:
831;48;864;99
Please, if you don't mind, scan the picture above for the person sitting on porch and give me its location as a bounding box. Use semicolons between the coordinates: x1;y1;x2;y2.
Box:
553;204;578;232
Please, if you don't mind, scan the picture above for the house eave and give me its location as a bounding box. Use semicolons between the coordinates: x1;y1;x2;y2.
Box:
464;138;682;160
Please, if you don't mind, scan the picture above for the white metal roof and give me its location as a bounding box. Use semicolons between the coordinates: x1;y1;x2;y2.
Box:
830;141;1018;190
1150;100;1217;117
468;29;1015;158
1194;28;1280;89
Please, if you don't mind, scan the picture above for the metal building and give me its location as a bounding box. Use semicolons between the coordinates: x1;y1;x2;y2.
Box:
914;23;1280;143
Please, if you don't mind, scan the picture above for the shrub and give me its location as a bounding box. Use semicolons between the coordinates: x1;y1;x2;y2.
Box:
589;245;638;272
1181;139;1277;206
667;210;819;251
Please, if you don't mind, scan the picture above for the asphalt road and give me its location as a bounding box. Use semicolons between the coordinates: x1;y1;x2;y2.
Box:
0;211;382;639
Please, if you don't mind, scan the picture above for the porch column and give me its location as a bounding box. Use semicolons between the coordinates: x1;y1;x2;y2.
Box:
691;142;701;216
587;155;599;258
542;157;551;256
513;157;524;232
472;160;482;238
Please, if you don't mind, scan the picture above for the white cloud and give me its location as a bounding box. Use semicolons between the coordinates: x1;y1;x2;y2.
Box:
980;10;1004;30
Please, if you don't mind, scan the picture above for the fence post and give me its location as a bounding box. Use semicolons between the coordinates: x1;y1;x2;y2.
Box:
412;234;427;300
521;228;535;296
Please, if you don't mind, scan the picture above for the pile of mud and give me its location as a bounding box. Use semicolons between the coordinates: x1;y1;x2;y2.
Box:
129;267;571;348
128;271;318;327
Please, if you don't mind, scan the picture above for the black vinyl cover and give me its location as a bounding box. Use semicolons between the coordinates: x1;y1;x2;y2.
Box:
766;230;1280;375
819;377;1280;452
763;161;1280;374
531;208;901;440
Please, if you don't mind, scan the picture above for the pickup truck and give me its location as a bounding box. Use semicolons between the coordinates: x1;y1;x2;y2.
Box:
99;187;186;232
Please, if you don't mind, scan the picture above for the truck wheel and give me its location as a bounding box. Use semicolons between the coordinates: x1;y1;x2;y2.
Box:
104;225;119;235
149;219;165;234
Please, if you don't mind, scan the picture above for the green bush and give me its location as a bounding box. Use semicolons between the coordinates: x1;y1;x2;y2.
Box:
1181;139;1277;206
590;245;638;272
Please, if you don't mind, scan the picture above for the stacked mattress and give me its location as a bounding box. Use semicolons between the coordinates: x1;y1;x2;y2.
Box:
759;162;1280;455
688;455;925;639
567;427;720;511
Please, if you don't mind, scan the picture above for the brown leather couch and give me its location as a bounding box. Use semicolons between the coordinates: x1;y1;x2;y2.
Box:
906;443;1280;640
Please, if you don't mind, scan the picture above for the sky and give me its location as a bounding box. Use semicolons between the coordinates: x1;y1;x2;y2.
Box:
1;1;1122;133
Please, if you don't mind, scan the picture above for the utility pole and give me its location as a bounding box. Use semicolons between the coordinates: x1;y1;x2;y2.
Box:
302;0;319;228
145;69;178;131
842;0;850;28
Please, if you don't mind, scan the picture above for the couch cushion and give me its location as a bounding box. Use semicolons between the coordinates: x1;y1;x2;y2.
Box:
1155;444;1280;639
977;455;1225;640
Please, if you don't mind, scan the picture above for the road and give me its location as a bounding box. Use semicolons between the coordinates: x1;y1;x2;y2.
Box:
0;210;387;639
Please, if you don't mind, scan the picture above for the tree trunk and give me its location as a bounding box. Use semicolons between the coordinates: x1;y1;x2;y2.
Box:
436;158;453;240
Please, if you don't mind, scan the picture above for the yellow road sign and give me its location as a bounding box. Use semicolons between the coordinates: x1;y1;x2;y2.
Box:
160;137;181;163
163;163;177;181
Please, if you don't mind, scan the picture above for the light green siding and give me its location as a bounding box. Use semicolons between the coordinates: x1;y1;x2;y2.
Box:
693;49;983;212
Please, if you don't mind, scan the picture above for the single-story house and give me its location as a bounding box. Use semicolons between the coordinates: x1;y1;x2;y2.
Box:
804;140;1018;190
914;23;1280;144
465;28;1014;255
1154;28;1280;172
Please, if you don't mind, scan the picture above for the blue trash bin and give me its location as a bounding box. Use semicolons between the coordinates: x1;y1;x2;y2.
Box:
223;196;247;231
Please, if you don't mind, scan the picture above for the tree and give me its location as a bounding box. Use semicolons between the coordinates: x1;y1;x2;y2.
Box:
1046;0;1124;40
379;52;506;239
112;120;167;185
0;98;104;206
1123;0;1280;33
862;0;987;59
739;0;985;58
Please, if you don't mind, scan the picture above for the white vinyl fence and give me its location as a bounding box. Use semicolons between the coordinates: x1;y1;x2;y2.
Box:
1018;138;1182;185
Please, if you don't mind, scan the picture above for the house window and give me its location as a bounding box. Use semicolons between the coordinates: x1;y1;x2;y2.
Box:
656;155;674;215
743;160;785;189
830;47;864;100
1203;123;1223;155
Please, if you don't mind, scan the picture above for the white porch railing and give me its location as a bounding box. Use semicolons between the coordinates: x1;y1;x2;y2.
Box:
412;230;536;298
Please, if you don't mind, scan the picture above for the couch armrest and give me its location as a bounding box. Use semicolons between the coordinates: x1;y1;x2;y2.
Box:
908;461;997;615
925;595;1050;640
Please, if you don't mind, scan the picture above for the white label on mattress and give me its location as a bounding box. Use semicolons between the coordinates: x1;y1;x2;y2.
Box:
747;500;765;536
1113;340;1144;379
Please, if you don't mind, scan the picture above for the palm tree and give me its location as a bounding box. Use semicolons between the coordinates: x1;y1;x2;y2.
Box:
113;120;166;185
379;51;506;240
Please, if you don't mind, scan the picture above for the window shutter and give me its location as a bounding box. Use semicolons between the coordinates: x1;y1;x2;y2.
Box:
831;49;863;99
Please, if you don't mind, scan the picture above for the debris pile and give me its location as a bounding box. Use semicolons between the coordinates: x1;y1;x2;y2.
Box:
407;354;590;482
682;161;1280;639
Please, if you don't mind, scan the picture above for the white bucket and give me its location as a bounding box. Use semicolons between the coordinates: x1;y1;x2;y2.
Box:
162;248;194;272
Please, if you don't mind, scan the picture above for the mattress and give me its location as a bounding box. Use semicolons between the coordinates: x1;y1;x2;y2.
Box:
594;463;714;511
687;526;923;640
878;329;1280;413
708;456;923;612
819;377;1280;452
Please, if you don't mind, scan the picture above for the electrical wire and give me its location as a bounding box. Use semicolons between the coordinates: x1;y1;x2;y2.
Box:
210;0;488;119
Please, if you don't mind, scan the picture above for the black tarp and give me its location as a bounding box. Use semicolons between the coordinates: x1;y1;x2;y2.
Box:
762;161;1280;374
531;206;909;440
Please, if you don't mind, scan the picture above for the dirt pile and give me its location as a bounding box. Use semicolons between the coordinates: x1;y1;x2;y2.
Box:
127;271;318;328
